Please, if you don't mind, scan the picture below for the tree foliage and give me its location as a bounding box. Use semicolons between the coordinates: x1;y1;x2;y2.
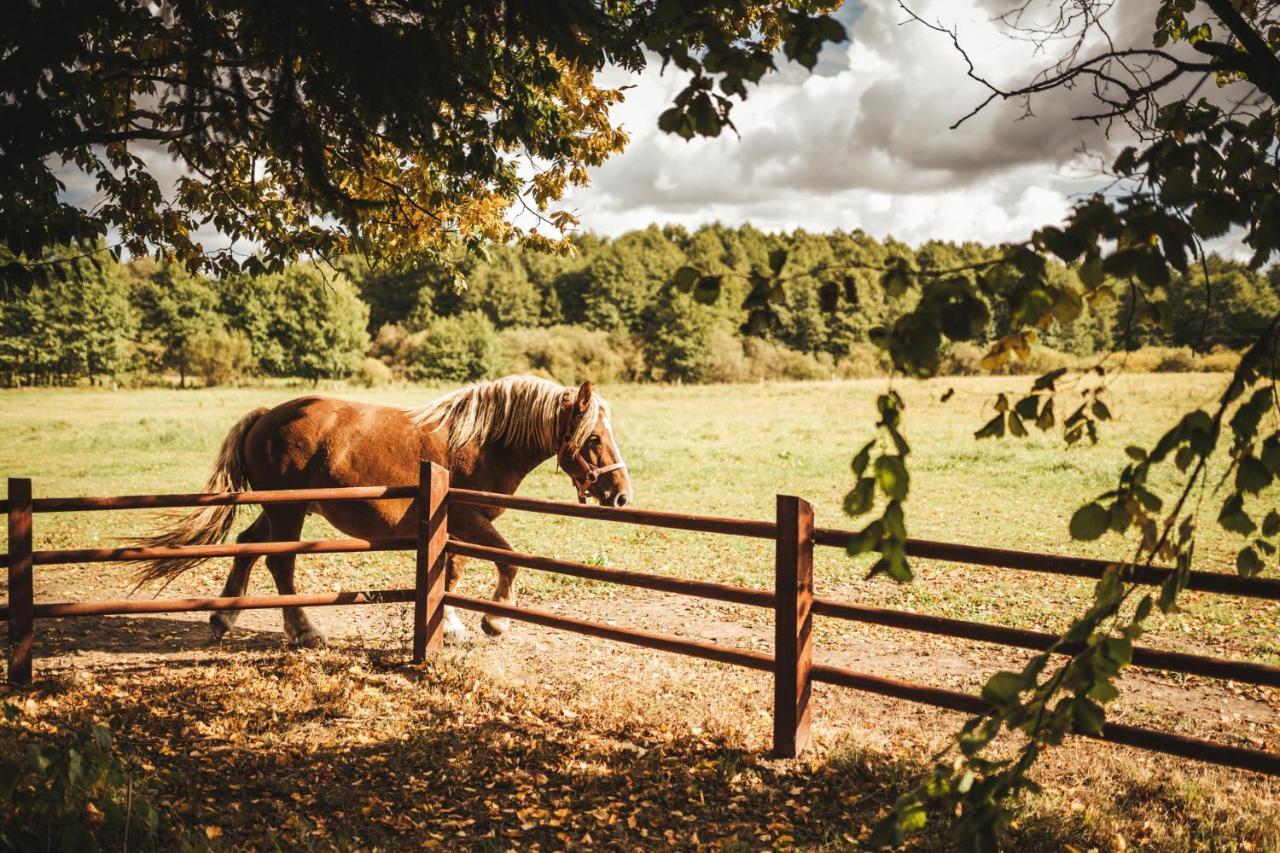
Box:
0;0;846;289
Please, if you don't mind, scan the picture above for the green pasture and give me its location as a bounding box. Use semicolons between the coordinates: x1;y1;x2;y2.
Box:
0;374;1275;666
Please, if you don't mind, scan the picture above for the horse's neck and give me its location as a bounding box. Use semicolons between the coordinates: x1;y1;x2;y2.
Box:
469;440;553;495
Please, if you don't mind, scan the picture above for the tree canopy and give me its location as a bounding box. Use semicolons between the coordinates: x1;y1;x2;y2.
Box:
0;0;845;289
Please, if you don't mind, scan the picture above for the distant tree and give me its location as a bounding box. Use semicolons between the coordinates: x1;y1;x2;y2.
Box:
405;311;505;383
183;328;255;386
128;259;221;386
222;266;368;381
0;246;135;386
582;227;687;333
439;247;545;329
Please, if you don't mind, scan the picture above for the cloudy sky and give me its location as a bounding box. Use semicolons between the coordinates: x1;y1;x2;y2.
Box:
79;1;1244;256
553;0;1143;245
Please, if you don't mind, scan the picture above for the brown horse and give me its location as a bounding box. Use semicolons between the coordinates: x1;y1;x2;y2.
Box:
132;375;632;646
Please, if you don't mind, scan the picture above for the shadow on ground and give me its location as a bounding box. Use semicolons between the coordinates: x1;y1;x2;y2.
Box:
9;647;1124;852
38;614;284;656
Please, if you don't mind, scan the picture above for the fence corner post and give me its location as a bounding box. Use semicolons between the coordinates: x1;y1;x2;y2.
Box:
413;461;449;662
773;493;813;758
7;478;33;687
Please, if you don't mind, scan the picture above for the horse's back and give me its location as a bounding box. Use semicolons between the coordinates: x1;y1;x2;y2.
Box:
242;395;442;537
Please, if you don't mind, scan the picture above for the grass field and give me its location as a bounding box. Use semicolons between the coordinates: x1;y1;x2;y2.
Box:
1;373;1275;659
2;374;1279;849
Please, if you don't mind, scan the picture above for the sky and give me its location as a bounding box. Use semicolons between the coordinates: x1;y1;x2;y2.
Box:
553;0;1139;246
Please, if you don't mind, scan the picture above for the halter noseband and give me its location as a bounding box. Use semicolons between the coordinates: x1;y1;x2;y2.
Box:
556;399;627;504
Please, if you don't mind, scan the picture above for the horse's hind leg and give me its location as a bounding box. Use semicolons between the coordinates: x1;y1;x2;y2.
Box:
263;506;326;648
209;512;270;642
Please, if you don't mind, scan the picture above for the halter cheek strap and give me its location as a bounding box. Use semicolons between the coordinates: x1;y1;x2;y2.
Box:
556;400;628;504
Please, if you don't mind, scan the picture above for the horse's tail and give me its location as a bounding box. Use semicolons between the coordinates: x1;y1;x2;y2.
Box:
132;407;269;588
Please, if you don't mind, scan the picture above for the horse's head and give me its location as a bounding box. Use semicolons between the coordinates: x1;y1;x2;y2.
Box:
557;381;633;507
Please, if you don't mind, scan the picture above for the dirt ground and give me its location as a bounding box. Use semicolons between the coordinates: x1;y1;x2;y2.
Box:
15;570;1280;850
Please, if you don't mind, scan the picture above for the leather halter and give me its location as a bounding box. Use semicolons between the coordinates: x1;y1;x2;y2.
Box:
555;399;627;504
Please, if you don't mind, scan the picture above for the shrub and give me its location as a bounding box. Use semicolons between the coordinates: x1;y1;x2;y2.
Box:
941;342;1077;376
183;327;255;386
402;311;506;382
702;329;752;383
353;356;394;387
0;709;172;850
835;343;890;379
370;323;410;362
1152;346;1198;373
500;325;636;384
1199;345;1242;373
1005;345;1079;376
742;337;831;381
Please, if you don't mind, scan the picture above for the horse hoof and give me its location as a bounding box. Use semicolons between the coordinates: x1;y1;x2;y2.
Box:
481;616;510;637
289;628;327;649
209;613;234;643
444;623;469;645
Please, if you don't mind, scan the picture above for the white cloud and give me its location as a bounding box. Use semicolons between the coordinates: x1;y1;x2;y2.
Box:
562;0;1140;245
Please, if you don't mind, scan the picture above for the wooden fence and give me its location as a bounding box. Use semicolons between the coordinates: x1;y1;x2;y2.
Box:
3;462;1280;772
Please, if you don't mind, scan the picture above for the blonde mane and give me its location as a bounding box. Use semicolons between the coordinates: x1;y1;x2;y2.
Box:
406;375;607;455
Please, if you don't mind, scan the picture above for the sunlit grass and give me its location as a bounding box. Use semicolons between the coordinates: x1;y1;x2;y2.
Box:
1;373;1276;666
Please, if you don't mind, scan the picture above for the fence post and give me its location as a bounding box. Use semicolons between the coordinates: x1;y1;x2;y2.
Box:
774;493;814;758
413;461;449;662
8;478;33;687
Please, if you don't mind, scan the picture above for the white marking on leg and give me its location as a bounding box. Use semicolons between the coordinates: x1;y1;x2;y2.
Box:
443;605;468;642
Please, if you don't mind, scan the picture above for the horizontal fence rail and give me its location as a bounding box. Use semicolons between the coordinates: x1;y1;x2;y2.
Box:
8;537;415;568
0;485;417;515
9;483;1279;598
448;542;1280;689
451;488;1280;601
447;593;1280;776
1;589;415;620
4;472;1278;778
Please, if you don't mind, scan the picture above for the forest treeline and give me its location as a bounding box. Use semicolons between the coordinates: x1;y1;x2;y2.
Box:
3;223;1278;388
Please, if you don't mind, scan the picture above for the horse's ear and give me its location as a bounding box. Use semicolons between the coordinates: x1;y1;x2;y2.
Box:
575;381;593;414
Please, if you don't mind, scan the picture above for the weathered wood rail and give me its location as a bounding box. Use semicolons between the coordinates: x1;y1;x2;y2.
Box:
4;464;1279;773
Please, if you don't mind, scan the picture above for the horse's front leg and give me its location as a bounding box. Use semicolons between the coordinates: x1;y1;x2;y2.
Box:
442;552;468;643
457;519;518;637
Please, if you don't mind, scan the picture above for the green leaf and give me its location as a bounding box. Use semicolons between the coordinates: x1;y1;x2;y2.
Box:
851;440;874;476
974;413;1005;440
1236;456;1274;494
982;670;1030;706
1263;510;1280;538
880;264;911;298
843;477;875;517
692;275;722;304
847;520;883;555
1035;399;1055;431
1261;435;1280;474
1072;697;1107;735
768;248;787;275
1219;493;1257;535
882;499;907;539
1237;546;1265;577
1069;503;1109;541
874;455;909;501
672;265;700;292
